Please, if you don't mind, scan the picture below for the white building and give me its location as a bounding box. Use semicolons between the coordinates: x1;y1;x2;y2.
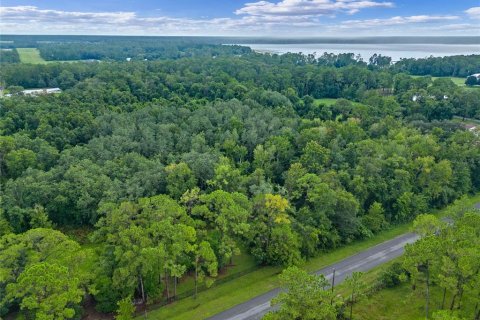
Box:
22;88;62;96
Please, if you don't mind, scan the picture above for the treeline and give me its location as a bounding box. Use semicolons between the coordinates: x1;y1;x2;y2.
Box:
1;51;480;318
1;35;251;61
38;42;251;62
1;56;479;120
394;55;480;77
0;49;20;64
2;35;480;78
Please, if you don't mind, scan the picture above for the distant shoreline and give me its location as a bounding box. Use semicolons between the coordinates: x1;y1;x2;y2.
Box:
237;42;480;61
1;35;479;45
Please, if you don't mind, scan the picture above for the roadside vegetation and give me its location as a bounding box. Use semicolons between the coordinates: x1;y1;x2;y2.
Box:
142;195;480;320
263;200;480;320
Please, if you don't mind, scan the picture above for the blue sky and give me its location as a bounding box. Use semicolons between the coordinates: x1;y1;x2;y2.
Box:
1;0;479;36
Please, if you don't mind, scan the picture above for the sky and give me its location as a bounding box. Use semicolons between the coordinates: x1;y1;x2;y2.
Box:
1;0;479;36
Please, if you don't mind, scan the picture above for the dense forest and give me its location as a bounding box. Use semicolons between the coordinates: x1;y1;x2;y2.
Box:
0;49;20;63
394;55;480;77
1;38;480;319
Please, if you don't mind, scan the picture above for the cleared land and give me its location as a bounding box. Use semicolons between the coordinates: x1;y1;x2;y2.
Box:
315;98;366;107
16;48;84;64
354;264;477;320
139;194;480;320
412;75;480;89
16;48;47;64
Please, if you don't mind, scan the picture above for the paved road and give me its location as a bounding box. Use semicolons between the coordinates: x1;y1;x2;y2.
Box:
208;232;420;320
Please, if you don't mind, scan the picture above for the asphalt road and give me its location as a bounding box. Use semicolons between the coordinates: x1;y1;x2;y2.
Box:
208;232;420;320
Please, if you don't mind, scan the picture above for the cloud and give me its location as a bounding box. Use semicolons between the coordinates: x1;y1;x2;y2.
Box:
235;0;394;16
465;7;480;19
0;6;135;24
0;4;477;36
340;15;459;28
0;5;319;35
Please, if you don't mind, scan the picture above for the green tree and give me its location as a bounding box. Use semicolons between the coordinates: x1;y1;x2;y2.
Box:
465;76;478;86
404;215;443;319
4;148;37;178
344;272;366;320
115;297;135;320
165;162;197;199
300;141;331;174
5;262;83;320
207;157;245;193
264;266;340;320
362;202;388;234
193;241;218;297
193;190;250;266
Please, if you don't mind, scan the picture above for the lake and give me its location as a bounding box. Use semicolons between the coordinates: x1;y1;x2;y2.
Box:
242;43;480;61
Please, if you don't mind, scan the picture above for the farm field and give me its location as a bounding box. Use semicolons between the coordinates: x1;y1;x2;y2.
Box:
411;75;480;89
16;48;48;64
16;48;84;64
315;98;366;106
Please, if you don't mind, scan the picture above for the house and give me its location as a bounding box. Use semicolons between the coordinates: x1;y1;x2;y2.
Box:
464;124;479;137
469;73;480;79
22;88;62;96
412;94;448;102
464;124;477;131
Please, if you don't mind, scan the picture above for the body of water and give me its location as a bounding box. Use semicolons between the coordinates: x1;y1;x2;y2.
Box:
242;43;480;61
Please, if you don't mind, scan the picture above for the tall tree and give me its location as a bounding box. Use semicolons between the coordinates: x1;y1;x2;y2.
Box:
5;262;83;320
263;266;340;320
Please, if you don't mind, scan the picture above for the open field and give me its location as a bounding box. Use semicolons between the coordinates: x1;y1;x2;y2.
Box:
329;258;477;320
16;48;48;64
315;98;366;107
452;116;480;126
140;194;480;320
16;48;86;64
354;265;477;320
411;75;480;89
356;282;477;320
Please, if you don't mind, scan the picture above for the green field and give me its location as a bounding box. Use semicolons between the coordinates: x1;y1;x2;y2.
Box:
139;194;480;320
354;264;477;320
438;76;468;86
16;48;85;64
452;116;480;126
328;258;478;320
315;98;366;107
16;48;48;64
411;75;480;89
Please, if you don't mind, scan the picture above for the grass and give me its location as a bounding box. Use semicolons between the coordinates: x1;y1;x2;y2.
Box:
16;48;48;64
327;257;477;320
170;251;258;297
411;75;480;89
316;98;341;106
141;226;410;320
452;116;480;126
16;47;87;65
354;273;477;319
140;194;480;320
315;98;366;107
